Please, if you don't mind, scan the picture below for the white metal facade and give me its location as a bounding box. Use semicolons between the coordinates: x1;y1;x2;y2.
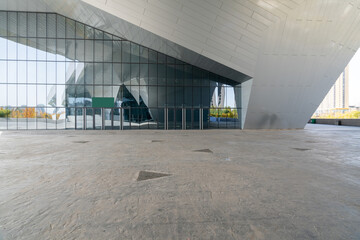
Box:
1;0;360;129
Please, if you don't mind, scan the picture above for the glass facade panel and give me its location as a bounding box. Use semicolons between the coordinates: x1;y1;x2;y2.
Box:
47;62;56;84
28;13;37;38
140;46;148;63
122;63;130;83
18;61;27;83
75;22;85;39
8;38;17;60
8;61;16;83
85;63;94;84
28;85;36;106
18;84;27;106
47;85;56;107
158;64;166;85
0;112;7;129
104;108;112;129
27;108;36;129
47;14;56;38
122;41;130;62
37;13;47;38
0;12;7;37
8;85;16;106
94;86;103;97
104;40;112;62
28;39;37;61
158;52;165;64
85;40;94;61
149;49;157;64
131;43;139;63
0;10;241;130
113;41;121;62
7;107;17;130
47;38;56;61
94;29;103;40
56;15;65;38
76;108;84;129
47;107;56;129
57;107;66;129
0;61;6;83
85;26;94;39
104;63;112;85
57;85;65;107
85;108;93;129
66;18;75;38
94;108;102;130
66;39;75;60
66;62;75;84
37;62;46;84
148;64;157;85
131;64;139;85
18;39;27;60
37;85;46;106
76;40;85;62
0;38;6;59
94;63;103;85
113;63;121;85
18;13;27;37
94;40;103;61
8;12;17;37
56;39;65;61
66;107;75;129
175;87;183;106
57;62;65;84
140;64;148;85
0;84;7;106
37;42;46;59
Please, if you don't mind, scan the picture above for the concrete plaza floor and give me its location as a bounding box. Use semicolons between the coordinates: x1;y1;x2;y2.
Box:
0;124;359;239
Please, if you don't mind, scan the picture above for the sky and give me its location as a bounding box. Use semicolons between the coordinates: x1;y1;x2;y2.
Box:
348;49;360;107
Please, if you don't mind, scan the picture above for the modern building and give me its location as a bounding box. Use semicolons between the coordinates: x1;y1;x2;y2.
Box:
0;0;360;130
315;65;349;116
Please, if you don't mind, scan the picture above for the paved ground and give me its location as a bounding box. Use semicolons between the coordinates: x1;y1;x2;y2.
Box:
0;124;359;240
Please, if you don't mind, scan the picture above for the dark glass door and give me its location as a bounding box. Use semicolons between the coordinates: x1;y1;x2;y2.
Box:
168;108;175;130
175;108;182;130
193;108;200;129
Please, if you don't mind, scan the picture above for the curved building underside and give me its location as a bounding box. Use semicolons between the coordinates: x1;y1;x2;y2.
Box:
1;0;360;129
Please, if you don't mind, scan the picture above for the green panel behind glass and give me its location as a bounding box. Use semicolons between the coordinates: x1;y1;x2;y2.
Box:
92;97;114;108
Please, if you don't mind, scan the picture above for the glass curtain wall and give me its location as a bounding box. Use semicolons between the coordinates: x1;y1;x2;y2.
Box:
0;11;241;130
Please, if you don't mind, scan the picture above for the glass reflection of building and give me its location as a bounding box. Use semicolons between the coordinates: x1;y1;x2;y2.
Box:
0;11;242;130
